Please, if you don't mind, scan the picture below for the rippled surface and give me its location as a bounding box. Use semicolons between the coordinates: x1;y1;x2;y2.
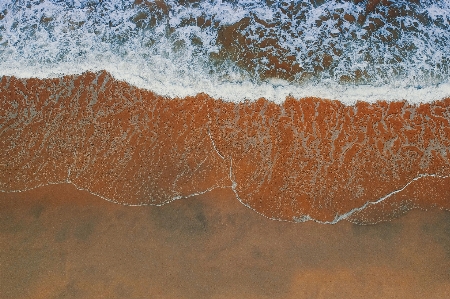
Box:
2;72;450;224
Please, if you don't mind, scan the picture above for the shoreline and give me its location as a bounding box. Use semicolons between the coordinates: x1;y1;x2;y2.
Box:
2;71;450;224
1;70;450;105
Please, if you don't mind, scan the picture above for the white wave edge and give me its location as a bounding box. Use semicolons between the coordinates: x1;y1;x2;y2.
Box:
1;64;450;105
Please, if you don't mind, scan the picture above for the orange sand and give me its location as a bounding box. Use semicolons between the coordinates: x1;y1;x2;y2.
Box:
1;71;450;223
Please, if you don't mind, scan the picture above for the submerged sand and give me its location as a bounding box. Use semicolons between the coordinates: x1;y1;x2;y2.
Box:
1;72;450;223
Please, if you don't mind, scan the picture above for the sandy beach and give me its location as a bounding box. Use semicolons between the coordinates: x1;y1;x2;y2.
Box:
2;183;450;298
1;1;450;297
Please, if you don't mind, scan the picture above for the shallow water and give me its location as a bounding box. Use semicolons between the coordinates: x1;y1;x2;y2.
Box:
1;1;450;221
0;0;450;103
1;72;450;224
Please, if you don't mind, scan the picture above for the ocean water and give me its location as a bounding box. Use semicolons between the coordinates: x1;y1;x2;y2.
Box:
1;0;450;103
1;0;450;224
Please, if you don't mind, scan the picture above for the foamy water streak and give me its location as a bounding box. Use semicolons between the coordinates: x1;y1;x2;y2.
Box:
0;0;449;103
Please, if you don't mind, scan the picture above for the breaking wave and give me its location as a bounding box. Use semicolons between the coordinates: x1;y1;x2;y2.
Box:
0;0;450;103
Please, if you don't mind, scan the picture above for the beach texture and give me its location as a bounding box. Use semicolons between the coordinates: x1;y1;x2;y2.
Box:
2;184;450;298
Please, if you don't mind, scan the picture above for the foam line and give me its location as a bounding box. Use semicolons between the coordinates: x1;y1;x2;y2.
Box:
1;0;450;104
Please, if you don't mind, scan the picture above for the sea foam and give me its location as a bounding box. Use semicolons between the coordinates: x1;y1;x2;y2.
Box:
0;0;449;104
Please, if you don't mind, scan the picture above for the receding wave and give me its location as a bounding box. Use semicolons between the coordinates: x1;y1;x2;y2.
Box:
2;1;450;223
1;72;450;224
0;0;450;103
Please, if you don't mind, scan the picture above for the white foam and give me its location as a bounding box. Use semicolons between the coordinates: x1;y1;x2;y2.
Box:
0;0;449;105
1;55;450;105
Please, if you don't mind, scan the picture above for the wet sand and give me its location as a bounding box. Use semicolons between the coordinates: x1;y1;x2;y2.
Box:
1;184;450;299
2;72;450;223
